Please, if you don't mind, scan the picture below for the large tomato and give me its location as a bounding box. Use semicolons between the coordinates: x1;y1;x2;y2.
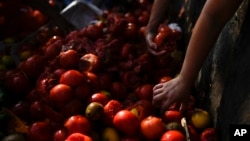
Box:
113;110;140;136
160;130;186;141
49;84;73;108
59;69;86;87
64;115;91;136
140;116;166;140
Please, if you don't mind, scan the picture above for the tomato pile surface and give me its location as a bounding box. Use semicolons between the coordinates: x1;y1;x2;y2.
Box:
0;0;217;141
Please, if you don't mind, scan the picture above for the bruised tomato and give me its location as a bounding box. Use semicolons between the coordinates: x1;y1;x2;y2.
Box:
140;116;166;140
103;100;123;126
59;69;85;87
64;115;91;135
49;84;73;108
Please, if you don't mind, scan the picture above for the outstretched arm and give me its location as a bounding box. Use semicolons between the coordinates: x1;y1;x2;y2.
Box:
153;0;244;112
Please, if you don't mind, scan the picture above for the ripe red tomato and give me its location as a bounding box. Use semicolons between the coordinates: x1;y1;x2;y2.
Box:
159;76;172;83
43;36;63;59
124;22;138;39
64;115;91;135
59;49;79;69
140;116;166;140
103;100;123;126
200;128;217;141
27;121;53;141
5;69;31;95
53;128;68;141
49;84;73;108
163;110;182;124
89;92;109;106
59;69;85;87
113;110;140;136
29;101;45;120
84;71;100;92
84;24;103;39
154;32;168;47
160;130;186;141
18;54;46;79
65;133;92;141
135;84;153;101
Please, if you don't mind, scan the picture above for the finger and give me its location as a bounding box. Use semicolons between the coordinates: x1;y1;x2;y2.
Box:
152;93;165;107
153;88;163;95
153;83;163;90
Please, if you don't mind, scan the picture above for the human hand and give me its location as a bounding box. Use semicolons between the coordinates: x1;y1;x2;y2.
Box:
152;75;192;113
145;32;166;56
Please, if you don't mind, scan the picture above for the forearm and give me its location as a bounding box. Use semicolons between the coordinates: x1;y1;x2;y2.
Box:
146;0;173;33
179;0;243;84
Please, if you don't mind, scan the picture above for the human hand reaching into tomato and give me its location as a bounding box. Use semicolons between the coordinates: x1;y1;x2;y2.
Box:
152;75;192;113
145;32;167;55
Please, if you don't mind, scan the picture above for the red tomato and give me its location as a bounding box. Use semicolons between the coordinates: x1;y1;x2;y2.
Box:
59;49;79;69
53;128;68;141
113;110;140;136
89;92;109;106
18;54;46;79
65;133;92;141
154;32;168;47
104;100;123;126
160;130;186;141
64;115;91;135
49;84;73;108
200;128;217;141
59;69;85;87
140;116;166;140
85;24;103;39
84;71;100;91
135;84;153;101
43;36;63;59
124;22;138;39
29;101;45;120
159;76;173;83
27;121;53;141
163;110;182;124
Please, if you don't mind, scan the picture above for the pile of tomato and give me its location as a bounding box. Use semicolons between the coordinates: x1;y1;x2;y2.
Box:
0;0;217;141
